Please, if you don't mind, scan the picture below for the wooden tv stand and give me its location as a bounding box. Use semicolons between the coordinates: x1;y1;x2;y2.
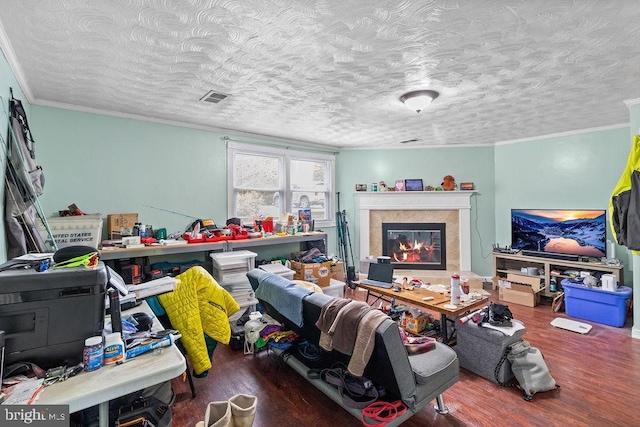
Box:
492;252;623;298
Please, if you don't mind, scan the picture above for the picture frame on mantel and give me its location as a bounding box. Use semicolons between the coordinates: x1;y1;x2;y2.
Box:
394;180;405;191
405;179;424;191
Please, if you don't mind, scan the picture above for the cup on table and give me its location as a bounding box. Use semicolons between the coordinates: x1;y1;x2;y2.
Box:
460;276;470;294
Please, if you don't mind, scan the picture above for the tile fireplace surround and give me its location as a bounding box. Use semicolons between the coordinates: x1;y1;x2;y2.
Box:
356;191;475;271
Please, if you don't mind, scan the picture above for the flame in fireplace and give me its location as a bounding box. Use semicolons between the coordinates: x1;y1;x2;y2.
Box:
393;240;436;263
399;241;423;251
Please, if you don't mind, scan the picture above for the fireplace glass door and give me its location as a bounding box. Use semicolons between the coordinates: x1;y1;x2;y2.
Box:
382;223;446;270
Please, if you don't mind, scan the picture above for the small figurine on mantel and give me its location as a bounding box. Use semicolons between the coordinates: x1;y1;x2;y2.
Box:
441;175;456;191
379;181;388;192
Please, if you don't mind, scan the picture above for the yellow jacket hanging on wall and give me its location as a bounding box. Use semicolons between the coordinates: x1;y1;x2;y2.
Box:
610;135;640;252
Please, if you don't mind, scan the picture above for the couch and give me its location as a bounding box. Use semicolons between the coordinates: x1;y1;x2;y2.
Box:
247;269;459;426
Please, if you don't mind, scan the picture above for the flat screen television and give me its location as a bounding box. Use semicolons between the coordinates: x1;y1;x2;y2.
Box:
511;209;607;258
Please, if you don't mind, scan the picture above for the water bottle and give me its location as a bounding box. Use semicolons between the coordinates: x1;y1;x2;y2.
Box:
450;273;461;306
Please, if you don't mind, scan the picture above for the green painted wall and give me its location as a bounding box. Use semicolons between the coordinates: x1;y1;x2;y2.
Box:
27;106;338;262
494;127;631;285
335;147;497;276
630;104;640;139
31;106;228;232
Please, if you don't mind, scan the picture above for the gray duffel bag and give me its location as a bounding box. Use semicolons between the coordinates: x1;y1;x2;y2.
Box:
496;339;559;401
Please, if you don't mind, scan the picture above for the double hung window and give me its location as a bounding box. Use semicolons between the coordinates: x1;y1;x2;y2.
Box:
227;142;335;227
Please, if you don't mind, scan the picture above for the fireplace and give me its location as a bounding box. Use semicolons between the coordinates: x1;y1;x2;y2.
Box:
382;223;446;270
357;191;474;271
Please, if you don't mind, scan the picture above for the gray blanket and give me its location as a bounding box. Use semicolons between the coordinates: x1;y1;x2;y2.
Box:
255;273;312;327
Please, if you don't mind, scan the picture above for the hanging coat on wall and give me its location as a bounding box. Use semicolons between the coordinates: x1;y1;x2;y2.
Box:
610;135;640;252
4;90;47;258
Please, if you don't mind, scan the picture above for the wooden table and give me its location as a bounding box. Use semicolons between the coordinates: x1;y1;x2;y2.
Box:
357;282;488;343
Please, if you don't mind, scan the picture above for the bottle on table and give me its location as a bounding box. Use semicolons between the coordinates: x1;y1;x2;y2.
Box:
450;273;461;306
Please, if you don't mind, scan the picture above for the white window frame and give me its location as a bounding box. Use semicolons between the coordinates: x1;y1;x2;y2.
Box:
227;141;336;227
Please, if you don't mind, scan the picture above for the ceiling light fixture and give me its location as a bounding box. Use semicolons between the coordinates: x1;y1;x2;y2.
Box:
400;90;439;113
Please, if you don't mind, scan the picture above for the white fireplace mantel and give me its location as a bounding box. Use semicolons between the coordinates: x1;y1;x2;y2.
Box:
356;191;475;271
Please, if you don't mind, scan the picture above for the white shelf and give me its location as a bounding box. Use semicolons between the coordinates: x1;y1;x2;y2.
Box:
493;252;623;297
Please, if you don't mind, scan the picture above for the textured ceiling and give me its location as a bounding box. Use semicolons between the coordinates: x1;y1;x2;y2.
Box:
1;0;640;149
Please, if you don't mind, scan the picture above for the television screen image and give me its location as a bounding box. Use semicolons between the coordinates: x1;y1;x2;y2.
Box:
511;209;606;258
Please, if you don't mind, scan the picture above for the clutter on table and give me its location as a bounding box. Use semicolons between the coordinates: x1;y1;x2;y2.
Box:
101;211;321;250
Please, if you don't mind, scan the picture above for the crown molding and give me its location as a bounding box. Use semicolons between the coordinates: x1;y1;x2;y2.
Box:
624;98;640;107
494;123;629;146
0;19;33;102
33;99;338;152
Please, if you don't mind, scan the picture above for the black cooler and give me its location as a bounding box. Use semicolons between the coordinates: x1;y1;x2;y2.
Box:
0;262;107;369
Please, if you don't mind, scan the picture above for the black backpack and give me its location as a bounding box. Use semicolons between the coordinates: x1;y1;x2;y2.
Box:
474;302;514;327
488;302;514;326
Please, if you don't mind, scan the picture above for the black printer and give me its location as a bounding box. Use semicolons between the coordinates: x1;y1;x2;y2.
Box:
0;261;107;370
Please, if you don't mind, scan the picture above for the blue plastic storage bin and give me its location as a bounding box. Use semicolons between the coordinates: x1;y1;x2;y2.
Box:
561;279;632;327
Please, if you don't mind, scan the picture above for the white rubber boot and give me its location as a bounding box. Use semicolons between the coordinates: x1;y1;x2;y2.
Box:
228;394;257;427
202;401;232;427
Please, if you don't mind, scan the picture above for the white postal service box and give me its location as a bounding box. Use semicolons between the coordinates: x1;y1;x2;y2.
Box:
39;214;103;249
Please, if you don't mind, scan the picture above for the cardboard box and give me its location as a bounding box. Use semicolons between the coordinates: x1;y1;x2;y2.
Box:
403;312;429;333
290;260;331;287
330;262;345;281
107;213;138;239
494;273;544;307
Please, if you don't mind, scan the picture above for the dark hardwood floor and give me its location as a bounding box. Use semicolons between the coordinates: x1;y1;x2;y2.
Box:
171;286;640;427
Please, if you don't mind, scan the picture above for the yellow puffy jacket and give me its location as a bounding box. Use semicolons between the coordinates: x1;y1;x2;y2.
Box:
158;266;240;375
610;135;640;253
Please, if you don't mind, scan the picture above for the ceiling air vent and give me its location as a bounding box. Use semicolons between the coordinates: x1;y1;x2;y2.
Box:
200;90;230;104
